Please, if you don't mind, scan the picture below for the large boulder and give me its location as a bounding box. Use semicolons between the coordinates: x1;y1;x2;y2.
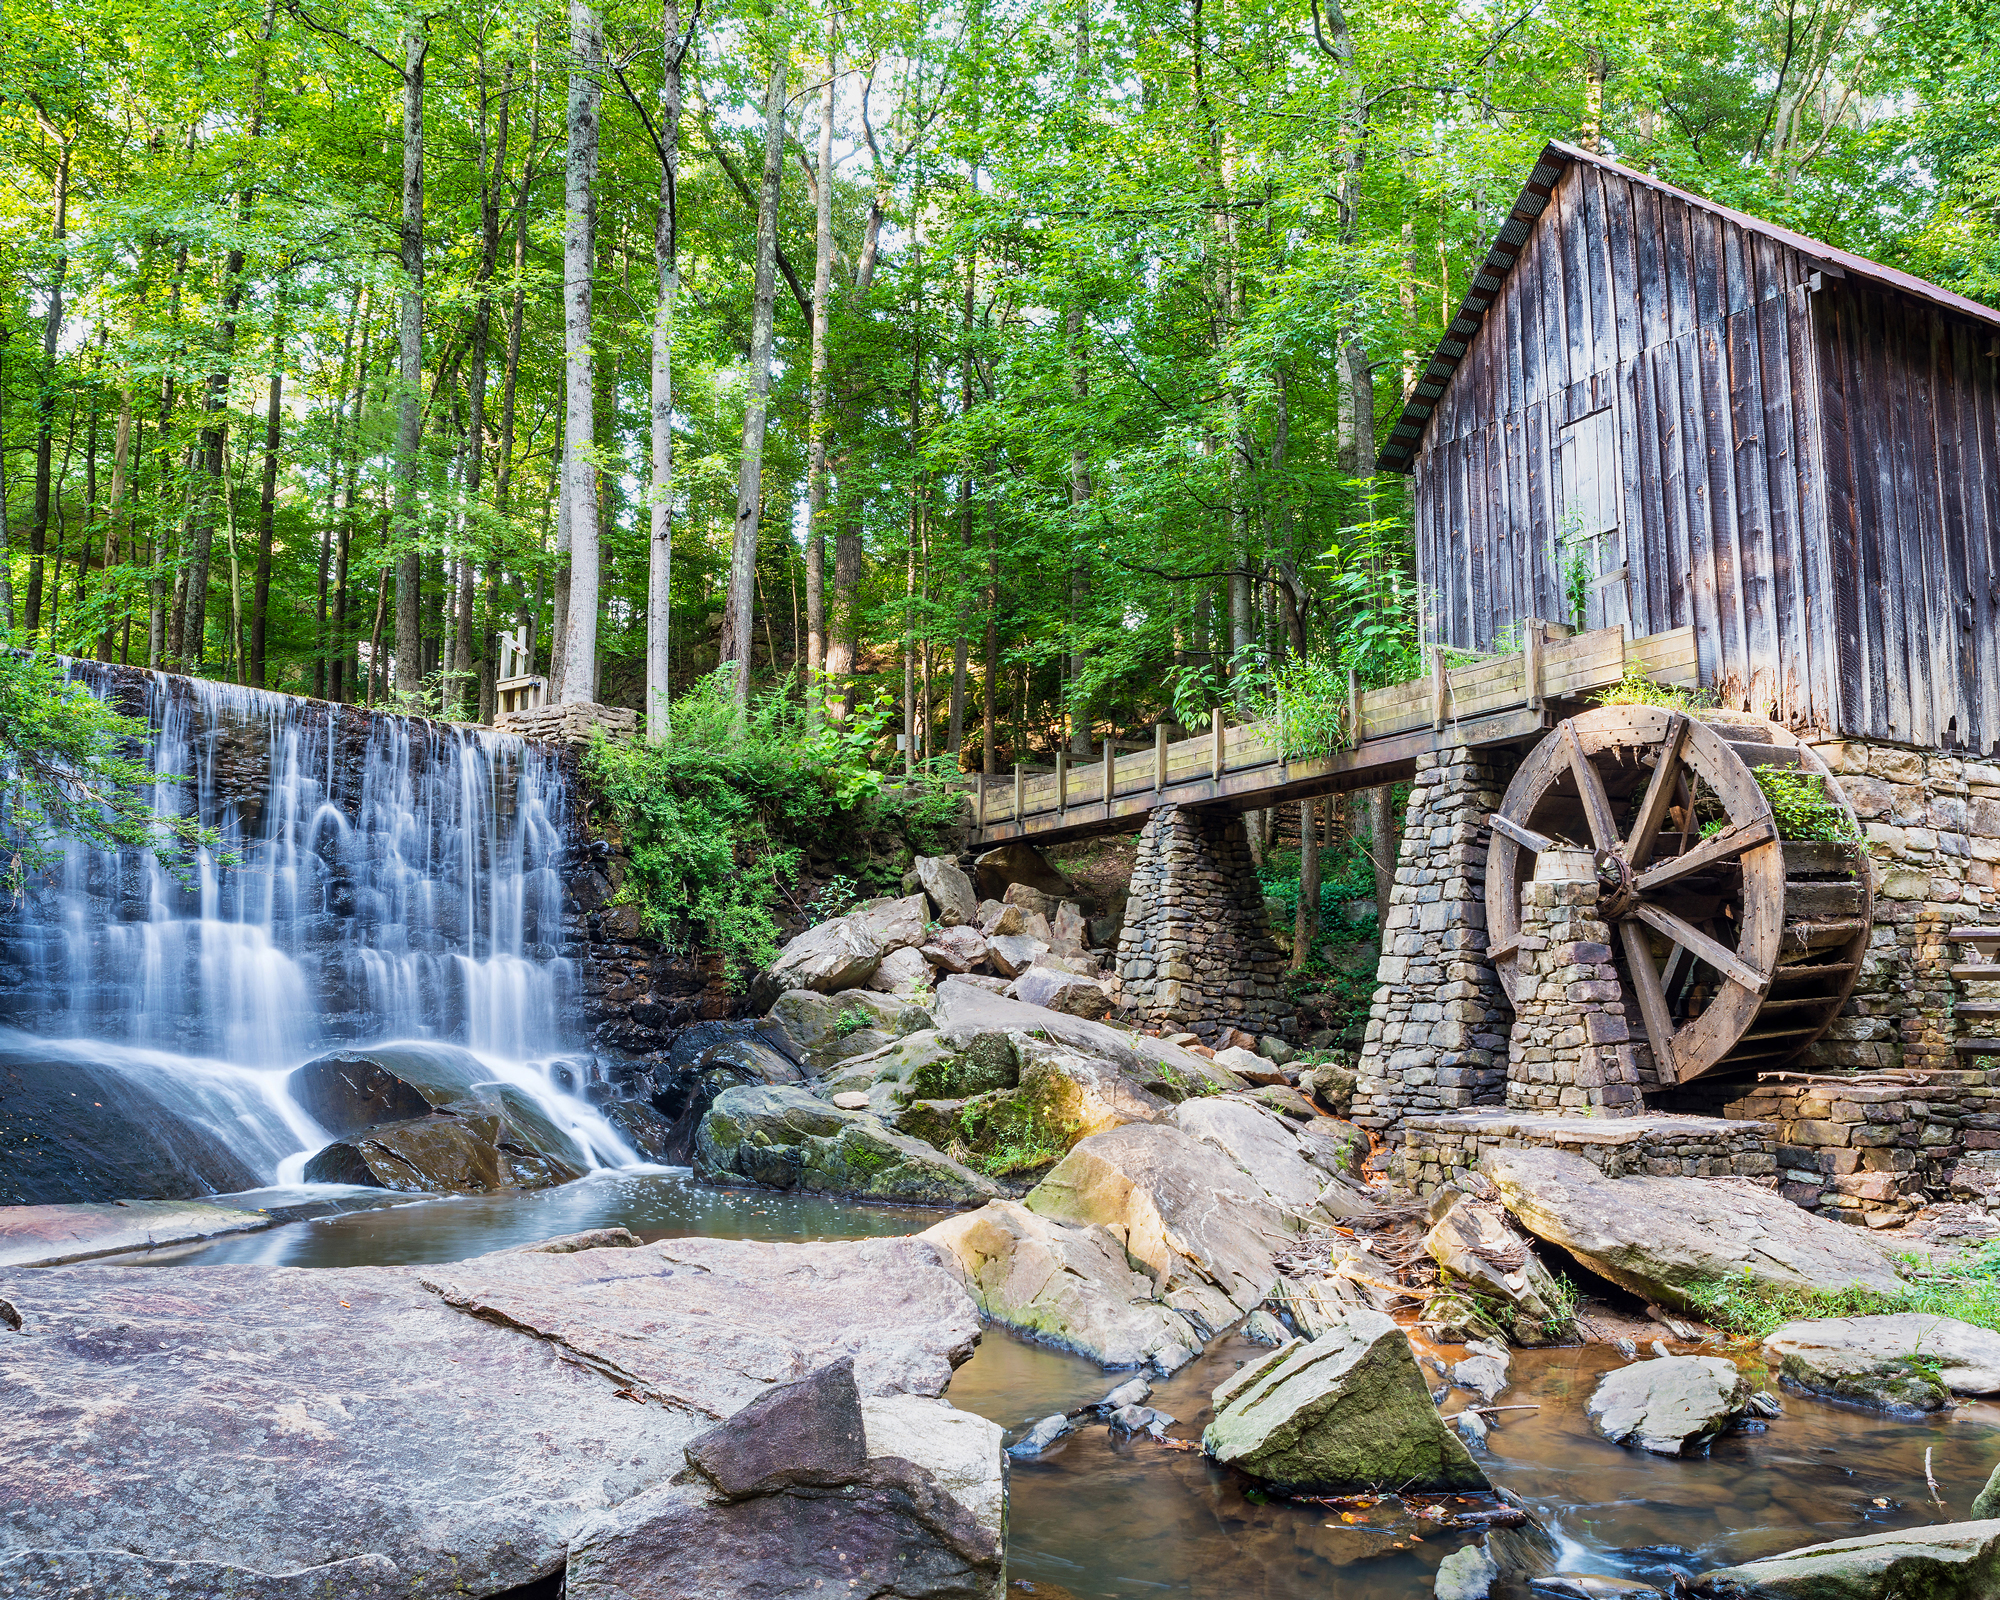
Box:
0;1233;979;1597
1586;1356;1750;1456
695;1085;1003;1207
924;1200;1200;1370
0;1200;269;1271
1200;1312;1490;1492
986;933;1048;978
0;1045;261;1205
1010;965;1111;1019
302;1110;585;1192
921;925;990;974
767;916;884;993
764;990;931;1076
849;893;931;954
1424;1193;1571;1345
868;945;935;997
1762;1313;2000;1412
1691;1520;2000;1599
972;841;1070;903
931;977;1235;1093
1485;1148;1904;1310
1173;1098;1371;1224
914;857;980;928
1024;1122;1292;1338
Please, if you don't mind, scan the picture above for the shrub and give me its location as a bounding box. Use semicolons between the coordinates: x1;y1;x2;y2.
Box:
1684;1245;2000;1340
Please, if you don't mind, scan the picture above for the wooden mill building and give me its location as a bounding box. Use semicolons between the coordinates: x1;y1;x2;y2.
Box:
1380;141;2000;754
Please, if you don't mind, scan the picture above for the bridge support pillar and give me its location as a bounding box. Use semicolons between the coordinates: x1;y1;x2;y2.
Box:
1349;746;1513;1134
1114;805;1288;1043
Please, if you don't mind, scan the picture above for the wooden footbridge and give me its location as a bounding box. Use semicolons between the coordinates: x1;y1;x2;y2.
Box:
970;623;1700;847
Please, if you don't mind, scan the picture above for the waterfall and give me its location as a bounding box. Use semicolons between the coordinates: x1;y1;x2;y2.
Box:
1;664;638;1189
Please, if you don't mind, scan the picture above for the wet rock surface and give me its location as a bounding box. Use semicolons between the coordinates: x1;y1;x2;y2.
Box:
1690;1518;2000;1598
1200;1312;1490;1492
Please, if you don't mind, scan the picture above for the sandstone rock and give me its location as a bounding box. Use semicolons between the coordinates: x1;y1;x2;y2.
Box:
1002;882;1063;920
1690;1519;2000;1599
768;916;884;993
869;944;936;996
1025;1122;1293;1337
915;856;980;927
1300;1061;1358;1117
303;1109;586;1193
921;925;990;974
897;1054;1142;1177
1212;1045;1289;1086
1010;965;1111;1019
976;900;1024;937
1259;1037;1297;1066
1762;1313;2000;1412
1424;1194;1571;1345
1586;1356;1750;1455
973;842;1070;902
831;1091;872;1110
923;1200;1199;1371
1200;1312;1489;1492
0;1200;269;1271
849;893;932;953
0;1234;978;1597
695;1085;1003;1207
1244;1083;1318;1120
1243;1309;1289;1344
1486;1148;1904;1310
986;933;1049;978
1096;1377;1153;1410
766;989;930;1075
1974;1462;2000;1520
1019;909;1056;943
565;1358;1001;1600
1173;1097;1369;1223
1008;1414;1073;1457
860;1395;1006;1543
1295;1115;1369;1180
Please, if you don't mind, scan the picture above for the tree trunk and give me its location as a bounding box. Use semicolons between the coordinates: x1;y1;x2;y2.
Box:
1066;302;1093;756
802;3;836;728
392;26;429;700
557;0;604;705
1292;797;1320;970
1368;784;1395;920
719;43;789;707
0;326;11;634
95;385;132;660
644;0;686;740
459;48;508;722
27;130;71;642
249;322;283;685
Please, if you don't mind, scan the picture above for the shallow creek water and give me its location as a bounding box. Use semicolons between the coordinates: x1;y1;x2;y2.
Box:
110;1179;2000;1599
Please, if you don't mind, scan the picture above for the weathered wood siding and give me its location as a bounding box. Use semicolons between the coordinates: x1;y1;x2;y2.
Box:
1817;284;2000;750
1413;158;1841;728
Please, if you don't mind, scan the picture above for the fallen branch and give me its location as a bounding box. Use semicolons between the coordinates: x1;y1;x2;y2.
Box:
1442;1404;1540;1418
1926;1446;1946;1512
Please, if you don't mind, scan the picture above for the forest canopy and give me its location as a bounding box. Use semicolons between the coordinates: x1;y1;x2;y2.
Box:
3;0;1997;768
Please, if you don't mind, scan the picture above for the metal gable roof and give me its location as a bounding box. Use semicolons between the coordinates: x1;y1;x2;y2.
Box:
1375;140;2000;474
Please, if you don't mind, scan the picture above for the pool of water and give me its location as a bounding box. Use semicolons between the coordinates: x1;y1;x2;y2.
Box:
96;1178;2000;1598
122;1170;947;1269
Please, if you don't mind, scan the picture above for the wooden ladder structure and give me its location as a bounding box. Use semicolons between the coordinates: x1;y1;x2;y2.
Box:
1950;926;2000;1056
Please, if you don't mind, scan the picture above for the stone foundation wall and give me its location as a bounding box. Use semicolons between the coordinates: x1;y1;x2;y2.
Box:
1402;1111;1778;1195
1667;1069;2000;1221
499;701;640;745
1114;805;1289;1042
1350;747;1513;1129
1505;848;1646;1115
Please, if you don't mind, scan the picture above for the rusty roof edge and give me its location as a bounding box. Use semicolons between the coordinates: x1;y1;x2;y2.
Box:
1376;139;2000;475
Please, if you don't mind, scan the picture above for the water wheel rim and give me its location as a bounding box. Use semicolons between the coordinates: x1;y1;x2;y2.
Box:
1483;704;1792;1085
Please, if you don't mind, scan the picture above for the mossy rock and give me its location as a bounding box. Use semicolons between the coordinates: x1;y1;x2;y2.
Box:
906;1032;1018;1100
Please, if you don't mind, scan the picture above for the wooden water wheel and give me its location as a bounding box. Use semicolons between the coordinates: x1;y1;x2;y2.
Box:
1483;705;1871;1087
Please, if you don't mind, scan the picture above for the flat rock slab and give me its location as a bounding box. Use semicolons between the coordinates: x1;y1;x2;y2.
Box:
1764;1313;2000;1411
1691;1518;2000;1598
0;1200;271;1269
1485;1148;1903;1310
1586;1356;1749;1456
0;1234;980;1599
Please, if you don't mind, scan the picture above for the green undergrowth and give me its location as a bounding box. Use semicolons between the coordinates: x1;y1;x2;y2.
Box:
1751;767;1858;843
585;670;965;979
1591;671;1718;711
1684;1245;2000;1340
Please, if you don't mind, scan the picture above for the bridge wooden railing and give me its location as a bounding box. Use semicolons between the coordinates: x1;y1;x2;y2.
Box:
972;623;1698;845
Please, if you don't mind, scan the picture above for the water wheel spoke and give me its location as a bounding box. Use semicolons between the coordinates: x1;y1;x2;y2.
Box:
1617;919;1680;1084
1561;721;1621;851
1624;712;1688;866
1634;814;1777;894
1631;901;1767;994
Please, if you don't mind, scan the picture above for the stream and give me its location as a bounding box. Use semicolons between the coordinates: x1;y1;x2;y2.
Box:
103;1176;2000;1600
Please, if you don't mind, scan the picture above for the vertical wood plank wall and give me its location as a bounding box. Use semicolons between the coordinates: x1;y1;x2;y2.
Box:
1817;286;2000;750
1415;160;1849;730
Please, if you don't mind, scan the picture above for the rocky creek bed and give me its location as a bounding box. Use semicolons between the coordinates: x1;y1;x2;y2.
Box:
11;1176;2000;1600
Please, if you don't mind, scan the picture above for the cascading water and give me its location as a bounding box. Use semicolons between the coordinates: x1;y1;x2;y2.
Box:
1;663;640;1195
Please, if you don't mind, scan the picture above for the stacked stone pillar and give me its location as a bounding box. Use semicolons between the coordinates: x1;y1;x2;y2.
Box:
1504;847;1645;1115
1350;747;1513;1130
1114;805;1289;1042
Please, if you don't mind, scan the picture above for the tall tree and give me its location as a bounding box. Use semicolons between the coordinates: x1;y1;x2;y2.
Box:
557;0;605;704
802;2;836;727
392;23;429;698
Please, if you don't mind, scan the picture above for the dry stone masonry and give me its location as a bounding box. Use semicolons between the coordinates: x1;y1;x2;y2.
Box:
1401;1112;1777;1197
497;701;640;745
1350;748;1512;1129
1114;805;1288;1043
1504;848;1645;1116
